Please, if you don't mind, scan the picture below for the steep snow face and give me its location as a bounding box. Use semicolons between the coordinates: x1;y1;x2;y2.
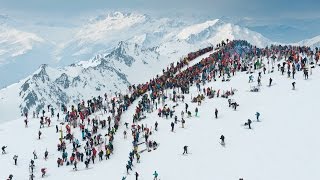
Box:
176;19;272;48
0;25;44;64
297;35;320;47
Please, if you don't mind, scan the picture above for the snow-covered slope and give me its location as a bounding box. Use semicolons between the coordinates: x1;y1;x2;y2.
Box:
0;39;213;122
0;44;320;180
297;35;320;47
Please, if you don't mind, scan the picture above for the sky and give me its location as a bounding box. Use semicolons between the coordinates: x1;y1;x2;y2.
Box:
1;0;319;19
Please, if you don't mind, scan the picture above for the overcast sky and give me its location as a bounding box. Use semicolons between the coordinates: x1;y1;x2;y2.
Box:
1;0;319;19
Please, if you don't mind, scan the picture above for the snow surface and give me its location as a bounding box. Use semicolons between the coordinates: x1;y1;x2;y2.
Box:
1;51;320;180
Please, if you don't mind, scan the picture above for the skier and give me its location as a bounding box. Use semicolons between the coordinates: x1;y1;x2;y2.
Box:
38;130;42;140
123;130;127;139
153;171;159;180
73;160;78;171
185;103;188;113
126;164;132;174
171;122;175;132
269;78;273;87
183;145;188;154
29;173;35;180
245;119;252;129
2;145;7;154
155;121;158;131
24;119;28;127
257;77;261;86
195;107;198;117
7;174;13;180
174;115;178;124
135;172;139;180
56;125;58;133
57;158;63;167
44;149;48;160
33;150;38;159
220;135;225;145
215;108;218;119
85;159;89;168
13;155;18;165
181;118;185;128
292;82;296;90
181;111;184;119
29;159;35;173
248;75;253;83
255;112;260;121
41;168;46;177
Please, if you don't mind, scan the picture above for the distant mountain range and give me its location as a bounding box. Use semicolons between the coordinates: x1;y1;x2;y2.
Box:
0;11;319;122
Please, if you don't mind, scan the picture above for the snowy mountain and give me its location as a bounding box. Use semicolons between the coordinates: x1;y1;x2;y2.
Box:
0;12;277;122
176;19;272;47
0;12;276;87
54;12;272;66
297;35;320;47
0;58;130;122
54;12;152;65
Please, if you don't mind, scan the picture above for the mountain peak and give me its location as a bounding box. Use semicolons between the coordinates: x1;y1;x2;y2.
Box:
39;64;48;69
89;11;147;24
32;64;49;83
